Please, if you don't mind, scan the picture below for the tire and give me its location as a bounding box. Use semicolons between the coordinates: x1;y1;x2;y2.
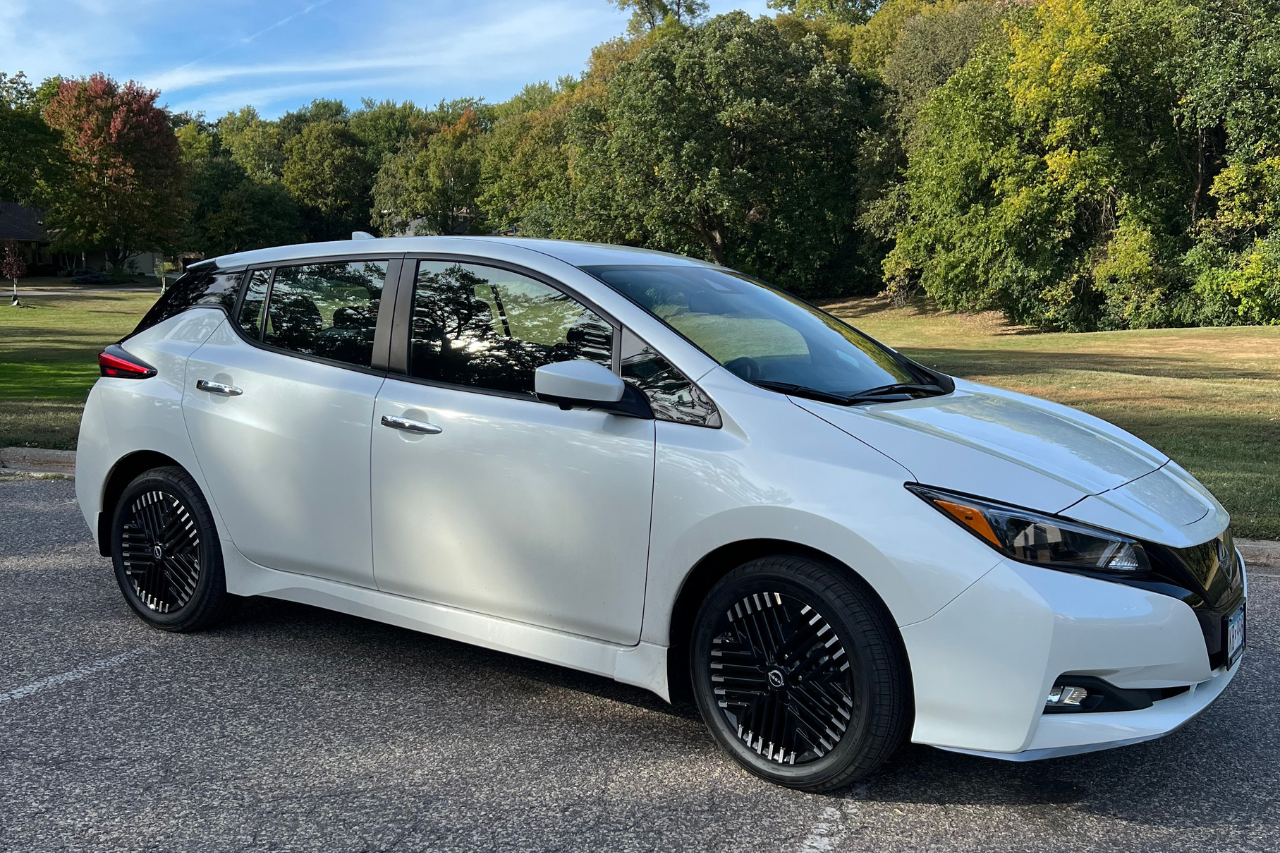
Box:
110;466;230;632
690;556;911;792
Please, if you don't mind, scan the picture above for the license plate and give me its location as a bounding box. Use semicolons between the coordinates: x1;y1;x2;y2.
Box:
1227;604;1246;668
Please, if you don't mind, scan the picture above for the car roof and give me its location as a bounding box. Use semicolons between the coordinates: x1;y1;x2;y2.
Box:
205;236;713;272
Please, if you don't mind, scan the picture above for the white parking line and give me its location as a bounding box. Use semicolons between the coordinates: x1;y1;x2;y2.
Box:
0;649;145;705
798;806;844;852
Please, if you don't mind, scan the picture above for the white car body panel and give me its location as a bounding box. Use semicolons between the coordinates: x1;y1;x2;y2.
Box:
75;309;228;548
220;540;670;698
370;376;656;645
793;379;1170;516
639;366;1007;648
182;318;384;587
74;236;1246;766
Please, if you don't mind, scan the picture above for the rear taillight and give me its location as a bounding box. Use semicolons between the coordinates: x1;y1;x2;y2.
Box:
98;344;156;379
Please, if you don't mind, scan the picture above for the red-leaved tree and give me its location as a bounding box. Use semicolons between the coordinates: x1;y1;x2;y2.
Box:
42;74;186;268
3;241;26;305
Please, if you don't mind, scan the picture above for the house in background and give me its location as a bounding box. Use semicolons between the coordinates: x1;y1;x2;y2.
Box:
0;202;201;279
0;203;53;275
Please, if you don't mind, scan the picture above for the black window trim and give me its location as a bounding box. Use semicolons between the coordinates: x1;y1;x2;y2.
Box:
121;267;248;344
385;253;626;405
225;252;405;377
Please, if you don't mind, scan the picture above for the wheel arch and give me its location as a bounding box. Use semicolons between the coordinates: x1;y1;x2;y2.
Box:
96;450;186;556
664;538;912;705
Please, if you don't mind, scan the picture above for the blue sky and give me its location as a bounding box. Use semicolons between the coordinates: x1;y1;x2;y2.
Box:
1;0;774;119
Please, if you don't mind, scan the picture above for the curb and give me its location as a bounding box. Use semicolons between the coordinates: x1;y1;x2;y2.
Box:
1239;539;1280;570
0;447;76;476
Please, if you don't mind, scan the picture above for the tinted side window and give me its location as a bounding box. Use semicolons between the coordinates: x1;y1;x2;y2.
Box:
131;269;244;336
409;261;613;395
238;269;270;339
264;260;386;367
621;329;721;427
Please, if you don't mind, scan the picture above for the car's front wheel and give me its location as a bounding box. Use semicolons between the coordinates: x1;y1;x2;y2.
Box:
110;466;230;632
690;555;911;791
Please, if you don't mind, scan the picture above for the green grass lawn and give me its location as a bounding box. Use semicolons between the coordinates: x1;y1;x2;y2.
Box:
0;291;158;450
2;290;1277;539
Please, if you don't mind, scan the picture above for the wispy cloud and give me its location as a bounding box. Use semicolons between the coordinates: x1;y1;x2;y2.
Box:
3;0;775;117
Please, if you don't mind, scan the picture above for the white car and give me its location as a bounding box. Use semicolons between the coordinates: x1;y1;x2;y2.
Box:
76;237;1247;791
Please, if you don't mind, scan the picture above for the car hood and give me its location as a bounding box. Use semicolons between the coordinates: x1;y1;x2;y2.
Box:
794;379;1170;516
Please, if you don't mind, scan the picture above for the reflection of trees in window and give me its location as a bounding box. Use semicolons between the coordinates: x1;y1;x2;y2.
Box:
621;330;720;427
264;260;385;366
410;262;612;395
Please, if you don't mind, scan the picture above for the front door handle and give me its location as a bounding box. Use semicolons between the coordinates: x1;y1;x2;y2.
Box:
381;414;442;435
196;379;243;397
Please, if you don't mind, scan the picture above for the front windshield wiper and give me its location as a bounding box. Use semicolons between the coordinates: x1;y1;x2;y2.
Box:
751;380;860;405
842;383;947;403
752;380;947;406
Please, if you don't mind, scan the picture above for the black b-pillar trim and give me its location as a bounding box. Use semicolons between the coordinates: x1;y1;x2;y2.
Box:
370;256;404;372
387;256;418;375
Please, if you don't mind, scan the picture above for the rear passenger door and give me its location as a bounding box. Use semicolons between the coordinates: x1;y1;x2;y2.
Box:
183;256;396;587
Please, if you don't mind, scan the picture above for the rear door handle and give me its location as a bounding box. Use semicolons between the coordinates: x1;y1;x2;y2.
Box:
196;379;243;397
381;414;442;435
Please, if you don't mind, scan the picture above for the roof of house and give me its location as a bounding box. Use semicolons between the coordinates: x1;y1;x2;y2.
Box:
0;203;46;242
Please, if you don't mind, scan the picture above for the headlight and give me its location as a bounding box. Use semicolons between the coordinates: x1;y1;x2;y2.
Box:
907;485;1150;573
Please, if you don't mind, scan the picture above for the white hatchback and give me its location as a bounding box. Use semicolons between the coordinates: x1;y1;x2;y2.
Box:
77;237;1246;791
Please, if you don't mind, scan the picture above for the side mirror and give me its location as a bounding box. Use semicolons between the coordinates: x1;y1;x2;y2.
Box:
535;360;653;419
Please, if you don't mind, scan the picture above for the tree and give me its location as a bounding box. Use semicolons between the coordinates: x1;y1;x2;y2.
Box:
882;0;1203;329
373;110;484;236
767;0;880;25
3;241;26;306
218;107;285;183
611;0;709;34
349;98;432;167
278;98;349;141
282;120;374;240
42;74;187;268
571;12;882;296
0;72;65;205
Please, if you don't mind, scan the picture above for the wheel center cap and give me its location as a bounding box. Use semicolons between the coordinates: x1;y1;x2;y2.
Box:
152;544;163;561
767;669;785;689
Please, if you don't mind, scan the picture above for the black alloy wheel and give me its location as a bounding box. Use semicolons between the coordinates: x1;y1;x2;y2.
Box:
111;466;230;632
691;556;911;791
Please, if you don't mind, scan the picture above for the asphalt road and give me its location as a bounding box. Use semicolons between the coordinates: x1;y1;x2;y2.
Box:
2;477;1278;853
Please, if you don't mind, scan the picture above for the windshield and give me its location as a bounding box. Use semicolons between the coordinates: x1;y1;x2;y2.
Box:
583;264;934;399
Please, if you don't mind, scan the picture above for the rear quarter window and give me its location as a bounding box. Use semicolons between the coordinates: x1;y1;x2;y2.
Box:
129;269;245;337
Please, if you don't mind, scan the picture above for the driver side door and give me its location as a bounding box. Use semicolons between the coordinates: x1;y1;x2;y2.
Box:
369;258;656;644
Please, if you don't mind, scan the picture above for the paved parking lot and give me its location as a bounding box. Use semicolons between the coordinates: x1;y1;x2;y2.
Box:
2;476;1278;853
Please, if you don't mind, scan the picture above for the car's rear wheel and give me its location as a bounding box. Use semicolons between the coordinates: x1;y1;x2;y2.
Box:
690;556;911;791
110;466;230;632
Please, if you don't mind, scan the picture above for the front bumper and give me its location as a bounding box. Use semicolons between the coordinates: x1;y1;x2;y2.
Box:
937;657;1239;761
900;555;1245;757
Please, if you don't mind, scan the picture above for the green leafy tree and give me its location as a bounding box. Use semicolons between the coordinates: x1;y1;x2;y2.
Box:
373;110;484;236
0;72;65;204
571;12;882;296
349;98;431;167
218;107;285;182
611;0;709;34
282;120;374;240
884;0;1201;329
278;98;349;141
42;74;187;267
768;0;880;25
